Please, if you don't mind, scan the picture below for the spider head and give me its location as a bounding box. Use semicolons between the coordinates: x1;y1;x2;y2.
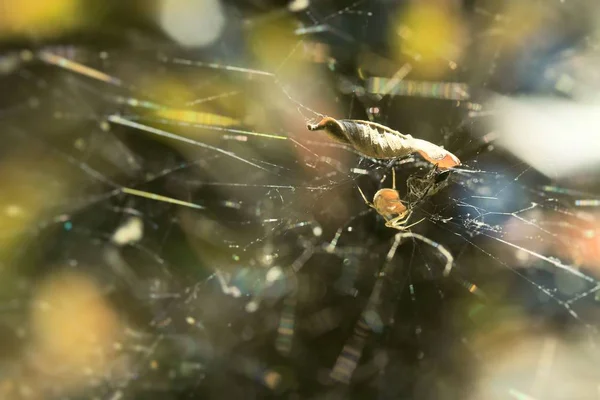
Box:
373;188;407;218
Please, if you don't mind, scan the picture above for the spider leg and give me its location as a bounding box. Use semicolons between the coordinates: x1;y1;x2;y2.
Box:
385;211;410;228
357;185;375;209
384;209;413;229
394;217;426;231
393;232;454;276
392;167;396;190
385;207;426;231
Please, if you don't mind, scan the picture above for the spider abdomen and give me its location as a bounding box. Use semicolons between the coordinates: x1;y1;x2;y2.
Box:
373;188;407;217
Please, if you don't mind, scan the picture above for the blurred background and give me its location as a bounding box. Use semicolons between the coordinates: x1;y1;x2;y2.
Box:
1;0;600;399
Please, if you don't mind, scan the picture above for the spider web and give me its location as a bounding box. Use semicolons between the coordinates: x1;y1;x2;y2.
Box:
1;1;600;399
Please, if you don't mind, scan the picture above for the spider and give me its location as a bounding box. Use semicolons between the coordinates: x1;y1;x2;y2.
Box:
357;168;425;231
